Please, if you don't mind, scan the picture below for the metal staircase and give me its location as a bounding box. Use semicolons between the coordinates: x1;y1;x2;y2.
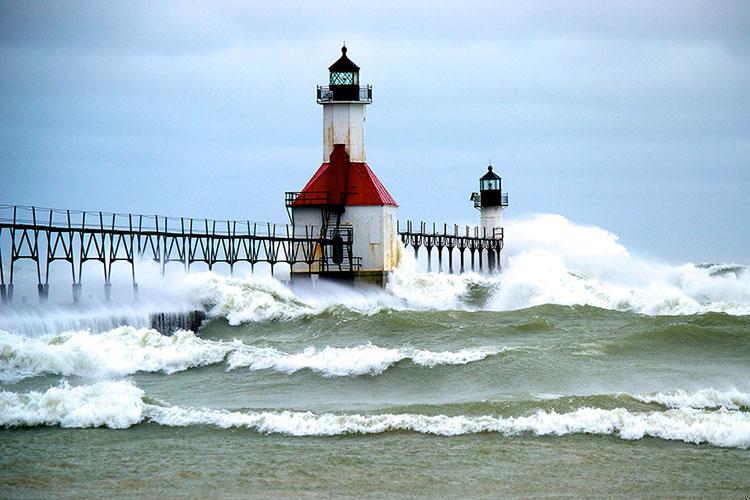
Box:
321;209;360;272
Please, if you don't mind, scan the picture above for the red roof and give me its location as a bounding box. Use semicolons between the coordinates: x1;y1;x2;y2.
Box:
294;145;397;207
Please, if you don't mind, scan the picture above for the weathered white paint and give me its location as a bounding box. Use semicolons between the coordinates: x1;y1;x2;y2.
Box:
480;205;503;238
340;205;399;272
290;205;398;273
291;207;325;273
323;102;367;162
291;207;324;229
480;205;504;272
290;83;396;281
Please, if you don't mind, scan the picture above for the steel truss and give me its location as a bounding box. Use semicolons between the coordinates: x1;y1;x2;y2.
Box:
397;220;504;274
0;205;505;304
0;205;347;303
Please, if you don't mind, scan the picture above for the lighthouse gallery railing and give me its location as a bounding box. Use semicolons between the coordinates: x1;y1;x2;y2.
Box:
316;85;372;103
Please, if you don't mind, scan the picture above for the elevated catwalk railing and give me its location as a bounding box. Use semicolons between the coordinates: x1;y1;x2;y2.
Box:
0;205;504;304
397;220;504;274
0;204;357;304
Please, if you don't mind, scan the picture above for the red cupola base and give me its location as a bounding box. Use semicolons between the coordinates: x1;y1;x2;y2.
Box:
294;144;397;208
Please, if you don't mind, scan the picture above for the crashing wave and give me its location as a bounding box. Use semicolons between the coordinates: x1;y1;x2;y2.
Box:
172;214;750;320
487;215;750;316
147;405;750;449
185;272;315;324
2;381;748;448
634;388;750;410
0;380;145;429
0;327;501;382
226;344;502;377
0;327;234;382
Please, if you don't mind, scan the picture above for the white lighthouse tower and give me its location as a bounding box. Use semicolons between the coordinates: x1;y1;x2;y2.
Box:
288;46;399;287
321;45;367;163
470;164;509;271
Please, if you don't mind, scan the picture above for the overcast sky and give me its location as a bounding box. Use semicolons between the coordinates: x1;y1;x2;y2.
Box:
1;1;749;264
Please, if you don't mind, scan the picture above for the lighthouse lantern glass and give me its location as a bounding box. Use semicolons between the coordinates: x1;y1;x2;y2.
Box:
330;71;358;85
481;178;500;191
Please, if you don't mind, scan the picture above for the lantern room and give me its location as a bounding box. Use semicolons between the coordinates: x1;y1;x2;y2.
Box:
329;46;359;84
479;166;504;207
317;45;372;103
329;45;359;101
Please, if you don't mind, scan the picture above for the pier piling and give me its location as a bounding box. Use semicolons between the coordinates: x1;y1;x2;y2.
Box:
1;205;505;302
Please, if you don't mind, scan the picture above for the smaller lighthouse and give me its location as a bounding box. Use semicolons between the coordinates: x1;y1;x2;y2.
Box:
470;164;509;271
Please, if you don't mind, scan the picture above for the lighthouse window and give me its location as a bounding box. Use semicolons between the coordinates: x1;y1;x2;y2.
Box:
330;71;358;85
481;179;500;191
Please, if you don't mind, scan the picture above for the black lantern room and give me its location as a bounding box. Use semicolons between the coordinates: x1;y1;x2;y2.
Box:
328;45;361;101
479;166;502;207
317;45;372;104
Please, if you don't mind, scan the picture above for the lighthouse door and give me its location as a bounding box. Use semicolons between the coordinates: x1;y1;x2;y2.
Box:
331;234;344;265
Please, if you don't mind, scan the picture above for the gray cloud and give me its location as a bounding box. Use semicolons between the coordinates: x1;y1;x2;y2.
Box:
1;0;749;263
2;1;749;50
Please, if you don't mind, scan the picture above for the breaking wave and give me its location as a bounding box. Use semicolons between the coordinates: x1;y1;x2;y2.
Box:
185;273;315;324
0;327;233;382
0;380;145;429
148;406;750;449
226;344;502;377
634;388;750;411
0;327;500;382
169;214;750;321
2;381;748;449
1;214;748;330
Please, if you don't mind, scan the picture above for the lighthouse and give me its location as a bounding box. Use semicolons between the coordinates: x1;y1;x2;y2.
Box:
287;46;399;287
470;164;509;271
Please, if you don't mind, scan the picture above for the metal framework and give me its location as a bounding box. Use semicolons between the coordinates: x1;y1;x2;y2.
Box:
316;85;372;103
0;205;354;304
472;192;509;209
0;205;505;304
397;220;504;274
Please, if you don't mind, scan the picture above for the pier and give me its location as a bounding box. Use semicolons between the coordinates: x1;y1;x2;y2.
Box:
0;204;503;303
397;220;503;274
0;204;355;304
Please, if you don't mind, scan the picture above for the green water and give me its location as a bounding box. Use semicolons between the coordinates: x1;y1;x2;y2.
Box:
2;428;748;498
2;305;750;497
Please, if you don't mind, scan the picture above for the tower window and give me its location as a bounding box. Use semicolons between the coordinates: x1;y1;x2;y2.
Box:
480;179;500;191
330;71;358;85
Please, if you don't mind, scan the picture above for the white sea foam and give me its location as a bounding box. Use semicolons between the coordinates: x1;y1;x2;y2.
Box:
87;214;745;322
0;327;499;382
0;327;234;382
493;214;750;315
387;249;486;310
634;388;750;410
384;214;750;316
227;344;501;376
184;272;315;324
0;303;154;337
147;406;750;449
2;381;748;448
3;214;748;323
0;380;145;429
183;271;407;323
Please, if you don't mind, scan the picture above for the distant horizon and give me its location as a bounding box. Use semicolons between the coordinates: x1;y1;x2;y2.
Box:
2;1;748;264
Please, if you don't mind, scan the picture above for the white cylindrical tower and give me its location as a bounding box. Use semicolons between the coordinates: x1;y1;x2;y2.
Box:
317;45;371;162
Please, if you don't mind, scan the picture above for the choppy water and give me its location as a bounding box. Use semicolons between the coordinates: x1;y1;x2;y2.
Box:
1;214;749;497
